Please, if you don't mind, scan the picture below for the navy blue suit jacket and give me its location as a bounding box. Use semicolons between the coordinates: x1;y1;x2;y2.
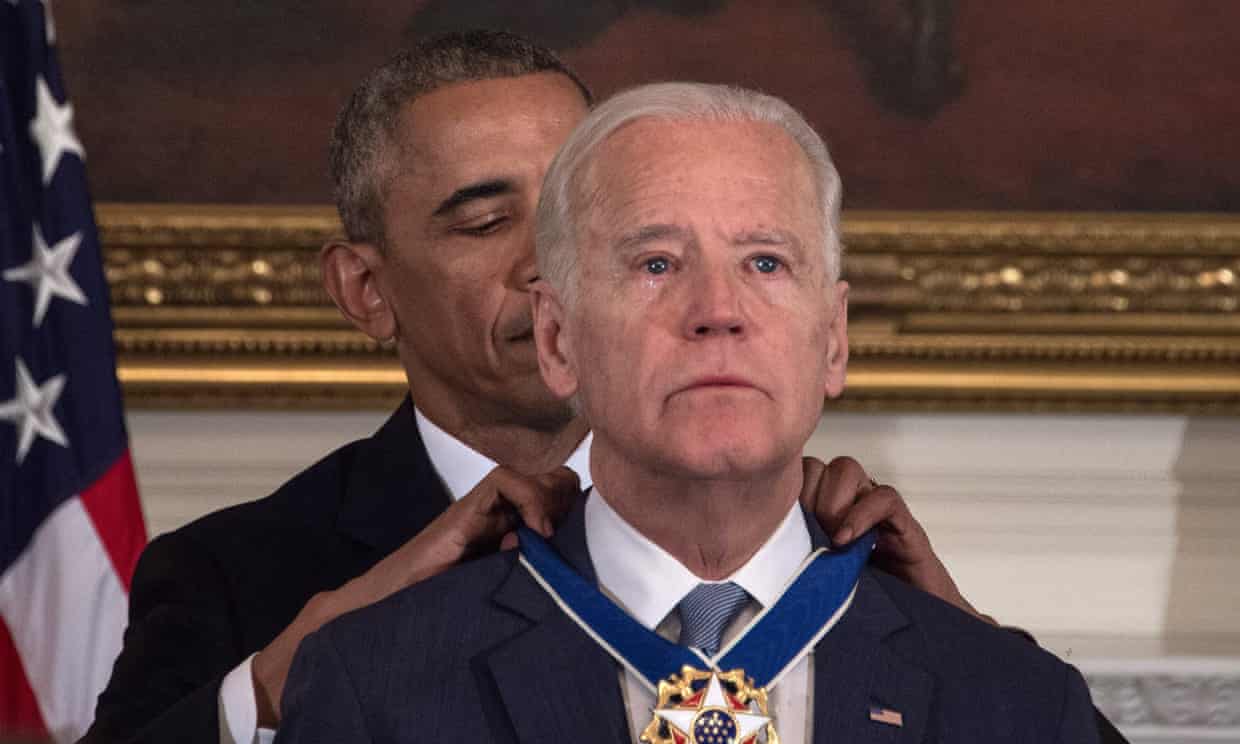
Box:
278;502;1100;744
83;399;450;744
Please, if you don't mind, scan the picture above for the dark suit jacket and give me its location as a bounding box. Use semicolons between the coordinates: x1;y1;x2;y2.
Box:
277;503;1102;744
82;399;450;744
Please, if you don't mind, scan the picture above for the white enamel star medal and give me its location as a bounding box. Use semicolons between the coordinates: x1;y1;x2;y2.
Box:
640;666;777;744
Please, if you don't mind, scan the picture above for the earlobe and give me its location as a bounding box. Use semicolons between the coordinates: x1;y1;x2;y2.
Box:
530;281;579;400
823;281;850;399
321;240;396;342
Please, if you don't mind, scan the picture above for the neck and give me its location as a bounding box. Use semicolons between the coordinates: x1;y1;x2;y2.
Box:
466;415;591;474
593;451;803;581
408;389;589;475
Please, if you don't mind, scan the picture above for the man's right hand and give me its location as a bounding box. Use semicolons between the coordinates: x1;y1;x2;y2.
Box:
800;456;995;625
250;465;580;727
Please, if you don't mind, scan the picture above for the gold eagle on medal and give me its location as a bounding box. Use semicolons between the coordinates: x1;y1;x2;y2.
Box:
640;666;777;744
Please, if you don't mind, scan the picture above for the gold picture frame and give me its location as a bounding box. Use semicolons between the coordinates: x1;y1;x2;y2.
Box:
99;204;1240;414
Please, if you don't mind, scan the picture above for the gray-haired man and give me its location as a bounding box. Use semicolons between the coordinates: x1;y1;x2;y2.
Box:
275;82;1101;744
85;34;961;744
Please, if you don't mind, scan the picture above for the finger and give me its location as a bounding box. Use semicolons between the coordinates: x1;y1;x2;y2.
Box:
811;456;876;537
499;531;519;551
474;466;569;537
445;467;530;546
506;467;580;535
357;468;533;593
799;456;828;510
831;484;901;546
867;491;934;563
534;466;581;517
532;466;581;502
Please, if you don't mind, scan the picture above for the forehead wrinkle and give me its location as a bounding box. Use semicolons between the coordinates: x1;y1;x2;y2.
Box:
579;120;817;260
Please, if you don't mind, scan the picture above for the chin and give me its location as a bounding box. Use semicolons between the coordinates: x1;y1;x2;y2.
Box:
499;383;577;432
659;434;790;481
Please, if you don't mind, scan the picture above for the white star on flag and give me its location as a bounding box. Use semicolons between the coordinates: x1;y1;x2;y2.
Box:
651;672;771;744
4;224;88;326
29;75;83;184
0;357;69;465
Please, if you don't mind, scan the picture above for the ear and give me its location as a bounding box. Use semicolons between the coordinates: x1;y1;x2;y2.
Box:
320;240;396;342
531;280;579;400
823;281;849;399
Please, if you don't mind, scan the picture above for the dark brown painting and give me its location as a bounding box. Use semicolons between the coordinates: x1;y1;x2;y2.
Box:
59;1;1239;211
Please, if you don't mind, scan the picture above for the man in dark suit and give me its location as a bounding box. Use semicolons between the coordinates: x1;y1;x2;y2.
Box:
83;32;966;744
276;81;1101;743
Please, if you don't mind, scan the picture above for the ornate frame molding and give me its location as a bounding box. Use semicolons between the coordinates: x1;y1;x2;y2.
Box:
99;204;1240;412
1084;658;1240;742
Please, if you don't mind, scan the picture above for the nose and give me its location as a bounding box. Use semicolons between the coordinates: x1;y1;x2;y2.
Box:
511;224;540;289
684;264;745;338
517;251;539;287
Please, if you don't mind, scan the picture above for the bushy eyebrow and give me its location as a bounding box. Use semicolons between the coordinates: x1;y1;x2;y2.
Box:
432;178;514;216
615;225;798;251
613;223;691;253
733;228;796;246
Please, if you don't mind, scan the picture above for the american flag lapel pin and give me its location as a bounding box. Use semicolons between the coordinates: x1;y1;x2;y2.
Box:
869;705;904;727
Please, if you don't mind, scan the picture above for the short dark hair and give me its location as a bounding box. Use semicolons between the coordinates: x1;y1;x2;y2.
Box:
328;30;593;247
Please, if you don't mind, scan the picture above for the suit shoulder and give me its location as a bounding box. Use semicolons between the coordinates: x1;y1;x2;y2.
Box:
329;549;523;642
161;436;367;547
864;570;1097;741
337;553;520;627
130;436;372;608
867;567;1080;685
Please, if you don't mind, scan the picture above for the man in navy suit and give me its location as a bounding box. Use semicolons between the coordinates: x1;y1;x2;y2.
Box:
276;82;1100;743
85;32;976;744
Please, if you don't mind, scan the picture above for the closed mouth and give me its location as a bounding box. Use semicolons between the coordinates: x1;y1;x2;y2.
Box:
680;376;758;391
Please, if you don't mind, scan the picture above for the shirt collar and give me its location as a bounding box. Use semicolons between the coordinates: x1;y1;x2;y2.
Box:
585;489;811;630
415;406;593;501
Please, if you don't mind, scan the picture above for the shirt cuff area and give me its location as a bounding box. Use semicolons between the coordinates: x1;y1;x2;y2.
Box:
219;654;277;744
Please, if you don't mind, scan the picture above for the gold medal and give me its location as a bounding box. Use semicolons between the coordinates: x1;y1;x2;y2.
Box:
640;666;778;744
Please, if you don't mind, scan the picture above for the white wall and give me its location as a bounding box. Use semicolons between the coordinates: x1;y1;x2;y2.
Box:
127;410;1240;741
805;414;1240;655
129;410;384;537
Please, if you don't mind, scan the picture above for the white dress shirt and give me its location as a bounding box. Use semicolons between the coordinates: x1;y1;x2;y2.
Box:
217;408;593;744
585;490;815;744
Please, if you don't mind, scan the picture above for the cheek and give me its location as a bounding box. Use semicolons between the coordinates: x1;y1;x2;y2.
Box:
395;276;495;360
571;315;655;408
763;309;833;390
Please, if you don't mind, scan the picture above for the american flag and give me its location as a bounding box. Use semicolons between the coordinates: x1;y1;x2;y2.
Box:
869;705;904;727
1;3;147;742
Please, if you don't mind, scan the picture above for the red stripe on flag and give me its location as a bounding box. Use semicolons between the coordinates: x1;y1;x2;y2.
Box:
0;617;48;739
79;449;147;591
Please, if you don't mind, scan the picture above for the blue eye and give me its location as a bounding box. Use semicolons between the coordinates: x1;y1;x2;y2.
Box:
753;255;782;273
644;257;670;275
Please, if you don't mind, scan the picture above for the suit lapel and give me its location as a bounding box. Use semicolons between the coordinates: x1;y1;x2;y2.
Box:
484;501;631;744
481;504;937;743
799;510;934;743
810;572;934;743
335;397;451;556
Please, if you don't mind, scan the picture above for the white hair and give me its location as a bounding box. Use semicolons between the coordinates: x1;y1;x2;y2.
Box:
535;81;843;302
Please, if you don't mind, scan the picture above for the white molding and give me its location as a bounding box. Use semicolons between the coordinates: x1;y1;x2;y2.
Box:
1081;658;1240;742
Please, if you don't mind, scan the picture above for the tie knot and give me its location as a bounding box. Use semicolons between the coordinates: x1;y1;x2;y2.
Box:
677;581;750;657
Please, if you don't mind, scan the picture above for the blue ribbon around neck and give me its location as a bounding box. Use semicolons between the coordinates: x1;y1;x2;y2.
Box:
518;525;874;690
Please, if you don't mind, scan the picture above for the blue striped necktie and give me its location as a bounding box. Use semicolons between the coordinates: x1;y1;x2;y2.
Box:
677;581;751;657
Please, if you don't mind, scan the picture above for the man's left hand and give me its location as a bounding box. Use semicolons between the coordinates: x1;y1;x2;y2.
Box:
800;456;995;625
